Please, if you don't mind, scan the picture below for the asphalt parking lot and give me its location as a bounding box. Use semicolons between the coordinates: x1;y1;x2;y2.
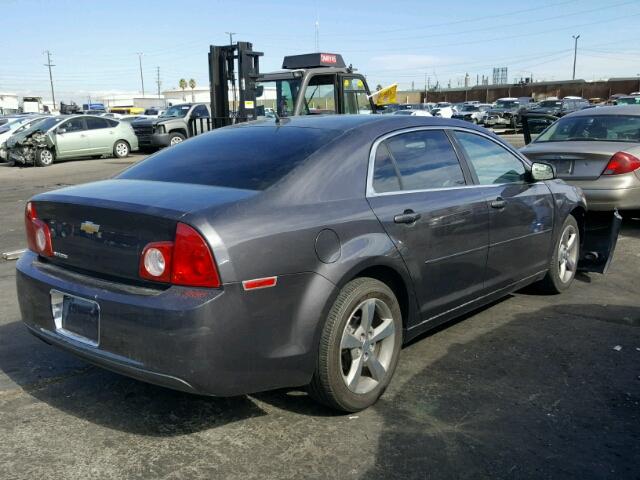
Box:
0;153;638;479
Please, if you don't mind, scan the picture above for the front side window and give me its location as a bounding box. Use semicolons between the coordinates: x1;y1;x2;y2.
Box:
61;118;85;133
455;131;526;184
372;130;465;193
302;75;336;114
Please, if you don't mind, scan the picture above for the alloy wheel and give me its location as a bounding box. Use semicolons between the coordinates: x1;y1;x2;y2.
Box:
558;224;578;283
340;298;396;394
170;136;183;146
40;150;53;165
116;142;128;157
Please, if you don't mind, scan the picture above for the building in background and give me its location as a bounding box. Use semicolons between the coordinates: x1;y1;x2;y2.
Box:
0;93;19;114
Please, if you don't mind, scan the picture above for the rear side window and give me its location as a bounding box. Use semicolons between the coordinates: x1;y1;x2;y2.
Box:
372;130;465;193
85;117;109;129
118;126;339;190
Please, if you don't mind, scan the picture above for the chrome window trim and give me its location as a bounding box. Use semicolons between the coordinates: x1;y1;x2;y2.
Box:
366;125;532;198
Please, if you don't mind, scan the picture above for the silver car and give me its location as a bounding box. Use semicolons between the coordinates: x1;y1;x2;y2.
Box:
520;106;640;211
6;115;139;167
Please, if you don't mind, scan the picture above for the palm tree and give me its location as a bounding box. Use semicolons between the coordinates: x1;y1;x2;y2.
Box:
189;79;196;102
179;78;187;101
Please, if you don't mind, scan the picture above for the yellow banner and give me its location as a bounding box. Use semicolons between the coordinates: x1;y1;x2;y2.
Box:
373;83;397;106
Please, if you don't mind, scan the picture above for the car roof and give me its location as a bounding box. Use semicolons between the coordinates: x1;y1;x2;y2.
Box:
564;105;640;117
237;114;486;135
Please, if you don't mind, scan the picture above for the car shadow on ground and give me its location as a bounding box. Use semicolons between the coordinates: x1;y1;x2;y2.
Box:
363;303;640;479
0;320;267;436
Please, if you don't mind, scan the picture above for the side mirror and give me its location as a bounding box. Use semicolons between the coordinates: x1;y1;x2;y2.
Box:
255;85;264;97
57;128;66;134
531;162;555;181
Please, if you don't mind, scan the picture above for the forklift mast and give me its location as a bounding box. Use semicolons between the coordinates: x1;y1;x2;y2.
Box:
208;42;263;128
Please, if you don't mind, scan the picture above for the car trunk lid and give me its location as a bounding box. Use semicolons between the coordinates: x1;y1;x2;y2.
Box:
32;179;257;283
523;141;638;180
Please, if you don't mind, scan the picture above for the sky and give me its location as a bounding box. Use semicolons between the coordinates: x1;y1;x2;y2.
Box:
2;0;640;103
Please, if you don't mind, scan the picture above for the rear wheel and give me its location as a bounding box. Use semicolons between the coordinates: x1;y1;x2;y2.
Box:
537;215;580;293
309;277;402;412
35;149;54;167
113;140;130;158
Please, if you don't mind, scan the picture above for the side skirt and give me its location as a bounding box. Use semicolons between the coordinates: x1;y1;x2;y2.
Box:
403;270;547;344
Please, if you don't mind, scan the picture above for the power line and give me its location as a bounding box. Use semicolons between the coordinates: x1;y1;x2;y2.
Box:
43;50;56;108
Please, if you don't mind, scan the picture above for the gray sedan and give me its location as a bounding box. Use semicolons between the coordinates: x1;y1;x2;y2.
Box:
521;106;640;211
16;116;619;411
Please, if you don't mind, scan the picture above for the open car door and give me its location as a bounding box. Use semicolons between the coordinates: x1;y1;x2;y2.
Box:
521;113;559;145
578;210;623;274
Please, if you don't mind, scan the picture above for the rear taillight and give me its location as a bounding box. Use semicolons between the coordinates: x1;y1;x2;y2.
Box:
139;223;221;288
139;241;173;283
602;151;640;175
25;202;53;257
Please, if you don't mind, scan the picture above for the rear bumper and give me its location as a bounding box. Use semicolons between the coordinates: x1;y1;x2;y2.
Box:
567;177;640;210
16;252;336;396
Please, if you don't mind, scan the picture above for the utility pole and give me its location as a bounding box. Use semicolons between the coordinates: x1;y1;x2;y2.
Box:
156;66;162;100
137;52;145;96
43;50;56;109
225;32;236;45
572;34;580;80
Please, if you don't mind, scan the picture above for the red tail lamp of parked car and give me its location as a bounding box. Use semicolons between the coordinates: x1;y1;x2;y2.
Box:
602;151;640;175
25;202;54;257
139;223;221;288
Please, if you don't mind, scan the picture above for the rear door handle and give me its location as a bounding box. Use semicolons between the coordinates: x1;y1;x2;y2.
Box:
394;210;421;224
490;197;506;209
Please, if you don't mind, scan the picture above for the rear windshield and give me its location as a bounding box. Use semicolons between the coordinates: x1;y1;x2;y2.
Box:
118;126;340;190
535;115;640;143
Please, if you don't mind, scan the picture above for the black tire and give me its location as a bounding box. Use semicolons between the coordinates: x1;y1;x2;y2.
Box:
113;140;130;158
308;277;403;412
536;215;580;294
35;149;55;167
168;132;185;147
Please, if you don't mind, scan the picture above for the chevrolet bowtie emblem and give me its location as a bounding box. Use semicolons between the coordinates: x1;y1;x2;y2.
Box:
80;221;100;235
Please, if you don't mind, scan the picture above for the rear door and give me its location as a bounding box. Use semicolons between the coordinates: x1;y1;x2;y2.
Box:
55;118;89;158
366;128;489;324
84;117;114;154
189;104;211;136
452;130;554;291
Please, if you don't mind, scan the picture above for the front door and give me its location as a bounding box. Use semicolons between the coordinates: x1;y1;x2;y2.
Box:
366;128;489;324
452;130;554;291
340;75;374;114
55;117;89;158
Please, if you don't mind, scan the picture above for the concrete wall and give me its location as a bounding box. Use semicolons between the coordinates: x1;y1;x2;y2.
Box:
408;78;640;104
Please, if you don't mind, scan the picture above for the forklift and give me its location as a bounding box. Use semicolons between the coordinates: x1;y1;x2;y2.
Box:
207;42;376;130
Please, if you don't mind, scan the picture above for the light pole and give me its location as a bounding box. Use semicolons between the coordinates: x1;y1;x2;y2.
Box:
572;34;580;80
137;52;145;96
